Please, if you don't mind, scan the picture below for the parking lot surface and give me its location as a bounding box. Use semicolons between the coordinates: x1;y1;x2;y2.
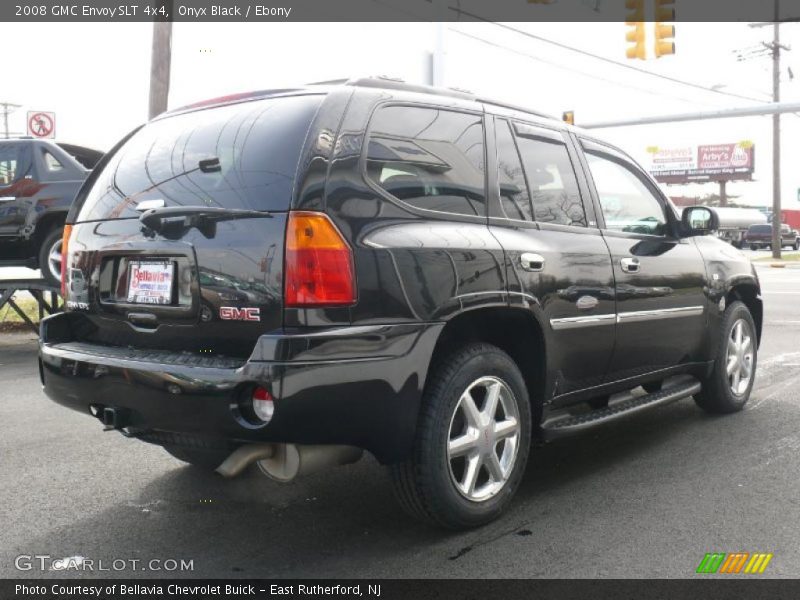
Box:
2;261;800;578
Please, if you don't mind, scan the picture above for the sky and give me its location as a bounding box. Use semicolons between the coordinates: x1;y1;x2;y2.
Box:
1;20;798;208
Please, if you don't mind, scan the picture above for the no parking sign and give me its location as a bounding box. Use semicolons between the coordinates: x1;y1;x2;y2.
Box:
27;111;56;139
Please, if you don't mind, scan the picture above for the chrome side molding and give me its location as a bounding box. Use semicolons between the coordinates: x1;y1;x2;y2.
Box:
550;306;704;330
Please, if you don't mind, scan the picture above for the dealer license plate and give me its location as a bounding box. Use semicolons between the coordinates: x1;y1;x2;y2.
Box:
127;261;174;305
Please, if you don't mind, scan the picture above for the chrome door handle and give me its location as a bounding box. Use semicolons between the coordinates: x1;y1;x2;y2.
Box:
620;257;640;273
0;196;15;202
520;252;545;272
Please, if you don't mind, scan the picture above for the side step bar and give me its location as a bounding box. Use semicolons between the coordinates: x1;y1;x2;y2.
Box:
542;379;702;440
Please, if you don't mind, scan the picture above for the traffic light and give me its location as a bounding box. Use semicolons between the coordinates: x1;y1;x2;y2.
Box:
562;111;575;125
655;0;676;21
654;23;676;57
654;0;676;58
625;0;646;60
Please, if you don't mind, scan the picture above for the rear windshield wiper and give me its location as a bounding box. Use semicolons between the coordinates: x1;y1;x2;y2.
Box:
139;206;273;239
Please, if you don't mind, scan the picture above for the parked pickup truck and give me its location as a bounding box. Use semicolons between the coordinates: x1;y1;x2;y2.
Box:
744;223;800;251
0;138;102;285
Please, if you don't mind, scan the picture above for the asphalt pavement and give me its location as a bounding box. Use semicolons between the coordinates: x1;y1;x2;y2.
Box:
2;260;800;579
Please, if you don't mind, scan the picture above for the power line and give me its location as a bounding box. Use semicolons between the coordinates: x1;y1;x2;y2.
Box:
449;29;720;108
371;0;772;104
458;16;771;105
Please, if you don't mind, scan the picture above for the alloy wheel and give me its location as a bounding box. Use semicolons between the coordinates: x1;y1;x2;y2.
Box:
46;238;63;282
446;376;520;502
726;318;754;396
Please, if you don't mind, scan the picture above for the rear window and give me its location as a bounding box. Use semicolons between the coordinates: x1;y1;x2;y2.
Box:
76;95;322;221
748;224;771;234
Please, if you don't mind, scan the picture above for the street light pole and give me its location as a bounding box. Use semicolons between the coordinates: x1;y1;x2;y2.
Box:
771;0;782;258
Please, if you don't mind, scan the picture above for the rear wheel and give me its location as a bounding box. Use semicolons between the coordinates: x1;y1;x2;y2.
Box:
695;301;757;414
390;343;531;529
749;244;758;251
163;445;230;470
37;227;64;287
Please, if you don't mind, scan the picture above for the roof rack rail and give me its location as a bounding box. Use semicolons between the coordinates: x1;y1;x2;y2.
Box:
345;77;475;101
477;97;559;122
344;77;559;121
307;78;349;86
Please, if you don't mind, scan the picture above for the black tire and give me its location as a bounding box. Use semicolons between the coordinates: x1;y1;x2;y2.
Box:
587;395;610;409
37;227;64;287
389;343;532;529
749;244;758;251
163;445;229;470
642;381;663;394
695;301;757;414
794;240;799;251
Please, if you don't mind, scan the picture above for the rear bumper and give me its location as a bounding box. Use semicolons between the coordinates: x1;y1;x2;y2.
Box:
39;313;443;463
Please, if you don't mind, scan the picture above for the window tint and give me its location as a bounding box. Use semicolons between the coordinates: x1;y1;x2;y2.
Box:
43;151;64;172
514;127;586;227
0;145;21;185
586;151;667;236
748;224;770;234
496;120;532;221
366;106;486;216
78;95;322;221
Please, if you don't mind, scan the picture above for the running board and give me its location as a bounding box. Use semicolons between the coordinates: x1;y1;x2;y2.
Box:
541;380;702;440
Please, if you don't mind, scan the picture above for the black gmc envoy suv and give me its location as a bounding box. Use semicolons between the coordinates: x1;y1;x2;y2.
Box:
40;78;762;529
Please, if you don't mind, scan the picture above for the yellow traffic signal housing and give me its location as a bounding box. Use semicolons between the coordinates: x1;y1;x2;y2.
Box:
626;0;645;19
654;0;676;57
655;0;676;21
654;22;676;57
625;0;646;60
562;111;575;125
626;22;646;60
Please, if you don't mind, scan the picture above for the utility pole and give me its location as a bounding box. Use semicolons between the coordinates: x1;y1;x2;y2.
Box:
771;0;783;258
148;5;173;120
1;103;21;139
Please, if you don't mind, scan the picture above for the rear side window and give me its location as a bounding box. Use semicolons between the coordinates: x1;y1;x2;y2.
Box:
77;95;322;221
513;124;586;227
0;145;22;185
748;224;770;234
42;150;65;172
366;105;486;217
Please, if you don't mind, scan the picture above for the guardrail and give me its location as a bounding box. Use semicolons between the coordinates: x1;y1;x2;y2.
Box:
0;279;61;334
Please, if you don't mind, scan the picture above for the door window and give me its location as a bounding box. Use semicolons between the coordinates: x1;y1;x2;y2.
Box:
586;151;667;236
366;105;486;217
514;126;586;227
495;119;532;221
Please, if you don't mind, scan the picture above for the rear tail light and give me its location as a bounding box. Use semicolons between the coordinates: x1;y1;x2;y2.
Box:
60;224;73;297
284;211;356;307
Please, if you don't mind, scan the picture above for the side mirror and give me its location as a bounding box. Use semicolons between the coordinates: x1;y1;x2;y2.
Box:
681;206;719;236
